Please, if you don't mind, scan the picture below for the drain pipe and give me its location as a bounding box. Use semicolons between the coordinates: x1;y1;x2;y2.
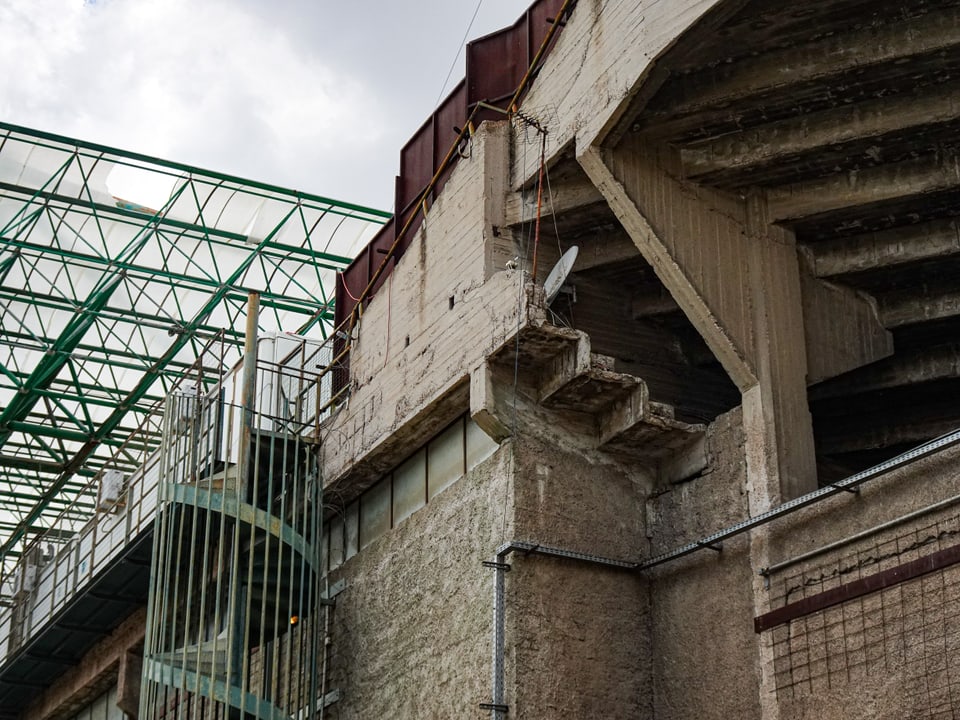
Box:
481;541;636;718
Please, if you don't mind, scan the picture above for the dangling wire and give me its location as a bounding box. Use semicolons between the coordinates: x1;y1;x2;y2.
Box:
541;145;574;327
435;0;486;108
531;130;548;282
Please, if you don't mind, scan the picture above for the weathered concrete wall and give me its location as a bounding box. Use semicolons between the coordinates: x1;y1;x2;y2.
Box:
760;442;960;720
645;408;763;720
323;121;525;490
507;431;650;719
511;0;729;184
324;442;514;718
314;4;960;720
642;406;960;720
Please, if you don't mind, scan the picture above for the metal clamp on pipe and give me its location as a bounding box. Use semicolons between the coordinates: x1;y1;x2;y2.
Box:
482;560;511;572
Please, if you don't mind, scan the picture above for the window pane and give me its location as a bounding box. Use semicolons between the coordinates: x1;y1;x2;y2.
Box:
428;418;464;500
360;478;391;549
466;416;499;470
329;513;344;569
393;449;426;525
345;500;359;560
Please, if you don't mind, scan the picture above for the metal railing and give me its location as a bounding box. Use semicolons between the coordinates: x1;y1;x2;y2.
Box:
0;329;348;674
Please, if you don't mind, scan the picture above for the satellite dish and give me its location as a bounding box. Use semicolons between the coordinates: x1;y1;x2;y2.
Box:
544;245;579;305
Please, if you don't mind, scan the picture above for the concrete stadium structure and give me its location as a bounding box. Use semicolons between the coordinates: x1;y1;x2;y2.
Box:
4;0;960;718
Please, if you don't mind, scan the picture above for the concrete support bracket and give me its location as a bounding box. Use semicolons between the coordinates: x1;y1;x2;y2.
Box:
537;332;591;403
470;362;512;442
597;382;649;447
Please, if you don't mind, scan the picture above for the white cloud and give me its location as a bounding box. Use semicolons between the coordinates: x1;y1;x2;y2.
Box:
1;0;531;208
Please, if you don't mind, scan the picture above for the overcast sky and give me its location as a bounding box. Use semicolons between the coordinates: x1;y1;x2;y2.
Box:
0;0;530;211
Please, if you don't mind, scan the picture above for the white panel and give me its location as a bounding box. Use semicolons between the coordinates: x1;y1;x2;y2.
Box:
428;418;465;500
393;449;426;525
329;514;345;569
345;500;359;560
466;416;499;470
90;688;108;720
360;478;391;549
321;525;329;575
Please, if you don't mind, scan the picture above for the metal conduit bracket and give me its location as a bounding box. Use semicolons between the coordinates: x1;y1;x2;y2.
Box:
827;483;860;494
321;578;347;606
479;702;509;713
696;540;723;553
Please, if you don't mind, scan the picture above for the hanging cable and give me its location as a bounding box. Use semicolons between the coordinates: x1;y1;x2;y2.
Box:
542;145;574;326
338;272;362;303
435;0;486;108
531;130;547;282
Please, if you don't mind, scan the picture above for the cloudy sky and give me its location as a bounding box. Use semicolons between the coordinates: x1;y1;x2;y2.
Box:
0;0;530;211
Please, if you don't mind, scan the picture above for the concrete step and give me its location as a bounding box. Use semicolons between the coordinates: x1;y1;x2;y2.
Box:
486;321;705;461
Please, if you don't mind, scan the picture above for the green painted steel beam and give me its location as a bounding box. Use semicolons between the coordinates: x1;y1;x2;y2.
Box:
3;236;349;303
0;487;95;503
0;121;392;222
0;455;96;477
0;287;263;344
2;370;168;406
0;272;125;447
1;330;219;378
0;120;387;561
0;210;298;561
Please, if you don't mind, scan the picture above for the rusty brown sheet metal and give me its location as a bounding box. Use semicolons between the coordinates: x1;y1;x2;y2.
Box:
334;0;569;332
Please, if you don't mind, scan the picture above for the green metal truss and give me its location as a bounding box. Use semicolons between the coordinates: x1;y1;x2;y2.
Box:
0;121;389;570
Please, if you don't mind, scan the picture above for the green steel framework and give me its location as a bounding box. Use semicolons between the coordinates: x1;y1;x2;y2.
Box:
0;121;389;571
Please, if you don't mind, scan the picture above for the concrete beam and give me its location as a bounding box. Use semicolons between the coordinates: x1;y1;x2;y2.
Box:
817;416;958;456
579;136;819;498
767;153;960;224
538;332;591;404
801;274;893;384
631;290;680;318
116;646;142;719
572;227;640;272
504;171;605;227
597;382;648;447
657;433;708;484
577;142;756;392
880;288;960;328
809;218;960;278
22;607;146;720
681;84;960;186
644;5;960;133
811;345;960;401
470;362;512;443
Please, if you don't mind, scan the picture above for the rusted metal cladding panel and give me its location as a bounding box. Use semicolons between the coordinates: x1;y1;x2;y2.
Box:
397;82;467;217
466;0;564;119
399;116;435;216
467;23;526;111
335;218;393;328
433;80;468;197
334;0;569;335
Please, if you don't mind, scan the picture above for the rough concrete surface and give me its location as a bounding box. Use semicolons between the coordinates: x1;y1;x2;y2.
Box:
645;408;763;720
323;443;514;718
508;433;650;719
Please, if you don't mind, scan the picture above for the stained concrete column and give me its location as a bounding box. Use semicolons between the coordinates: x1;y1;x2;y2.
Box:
578;138;817;501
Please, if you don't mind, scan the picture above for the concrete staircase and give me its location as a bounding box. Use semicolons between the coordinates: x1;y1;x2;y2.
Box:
485;323;705;466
